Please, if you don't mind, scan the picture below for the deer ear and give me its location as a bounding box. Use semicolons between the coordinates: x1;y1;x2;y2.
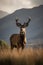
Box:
16;23;21;27
16;19;22;27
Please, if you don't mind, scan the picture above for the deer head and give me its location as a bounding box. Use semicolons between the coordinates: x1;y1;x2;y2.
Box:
15;17;31;35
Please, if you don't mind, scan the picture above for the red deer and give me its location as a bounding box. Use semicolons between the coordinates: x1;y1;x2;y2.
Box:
10;17;31;50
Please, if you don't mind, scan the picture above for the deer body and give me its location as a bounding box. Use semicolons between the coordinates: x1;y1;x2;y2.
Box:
10;28;26;49
10;17;31;49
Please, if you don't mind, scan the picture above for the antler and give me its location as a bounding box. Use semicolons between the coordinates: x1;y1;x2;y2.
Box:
15;18;22;27
23;17;31;27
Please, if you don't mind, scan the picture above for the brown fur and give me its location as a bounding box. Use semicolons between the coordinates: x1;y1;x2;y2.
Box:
10;33;26;49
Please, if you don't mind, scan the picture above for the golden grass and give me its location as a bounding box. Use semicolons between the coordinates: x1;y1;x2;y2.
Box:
0;48;43;65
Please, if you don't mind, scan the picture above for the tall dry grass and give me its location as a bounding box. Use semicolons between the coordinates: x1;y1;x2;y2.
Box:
0;48;43;65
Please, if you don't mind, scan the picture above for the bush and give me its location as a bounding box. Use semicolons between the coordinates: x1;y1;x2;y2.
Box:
0;40;10;49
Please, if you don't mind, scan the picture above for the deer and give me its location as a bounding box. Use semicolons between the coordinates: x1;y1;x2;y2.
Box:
10;17;31;50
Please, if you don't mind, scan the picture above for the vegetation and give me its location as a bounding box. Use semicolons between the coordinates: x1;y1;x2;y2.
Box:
0;48;43;65
0;40;10;49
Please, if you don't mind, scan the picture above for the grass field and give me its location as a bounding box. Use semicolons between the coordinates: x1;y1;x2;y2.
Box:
0;48;43;65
